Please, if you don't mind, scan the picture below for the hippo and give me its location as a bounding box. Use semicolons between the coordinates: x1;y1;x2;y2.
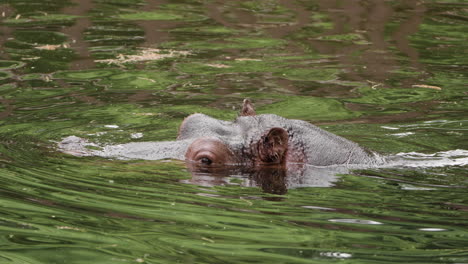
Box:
181;99;383;167
59;100;468;193
59;99;384;167
58;99;386;193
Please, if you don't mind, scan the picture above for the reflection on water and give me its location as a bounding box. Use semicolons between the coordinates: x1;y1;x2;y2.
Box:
186;149;468;194
0;0;467;263
185;162;344;194
391;149;468;168
58;134;468;195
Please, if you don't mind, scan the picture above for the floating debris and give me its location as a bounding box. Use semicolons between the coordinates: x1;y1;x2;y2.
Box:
366;80;383;89
201;237;215;243
412;84;442;90
204;63;231;68
95;48;191;65
35;44;67;50
235;58;262;61
21;56;41;61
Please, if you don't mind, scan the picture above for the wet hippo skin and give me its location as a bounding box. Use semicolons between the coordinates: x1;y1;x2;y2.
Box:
59;99;383;167
180;99;383;167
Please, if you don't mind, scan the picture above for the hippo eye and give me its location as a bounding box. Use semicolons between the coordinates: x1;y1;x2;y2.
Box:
200;157;212;165
185;138;234;166
193;152;217;166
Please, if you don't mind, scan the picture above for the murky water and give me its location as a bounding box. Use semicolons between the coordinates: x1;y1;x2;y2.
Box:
0;0;467;263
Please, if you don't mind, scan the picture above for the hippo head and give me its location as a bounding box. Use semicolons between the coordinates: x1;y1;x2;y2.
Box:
58;99;379;193
178;100;294;167
58;99;379;170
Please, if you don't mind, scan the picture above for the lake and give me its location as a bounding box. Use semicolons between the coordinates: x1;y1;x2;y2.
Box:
0;0;467;263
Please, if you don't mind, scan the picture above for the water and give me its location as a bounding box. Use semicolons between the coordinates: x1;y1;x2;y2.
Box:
0;0;467;263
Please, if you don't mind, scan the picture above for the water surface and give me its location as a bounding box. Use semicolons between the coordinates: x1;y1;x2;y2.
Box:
0;0;467;263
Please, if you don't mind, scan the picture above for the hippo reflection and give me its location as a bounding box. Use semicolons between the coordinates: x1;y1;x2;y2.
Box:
59;99;384;192
185;162;352;195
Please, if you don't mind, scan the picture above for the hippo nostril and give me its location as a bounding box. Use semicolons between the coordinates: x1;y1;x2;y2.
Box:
200;157;212;165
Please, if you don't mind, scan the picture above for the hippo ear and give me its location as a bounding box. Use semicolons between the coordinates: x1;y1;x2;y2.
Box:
258;127;289;164
240;99;256;116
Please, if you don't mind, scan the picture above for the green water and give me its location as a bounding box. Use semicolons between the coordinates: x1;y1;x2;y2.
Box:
0;0;467;263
